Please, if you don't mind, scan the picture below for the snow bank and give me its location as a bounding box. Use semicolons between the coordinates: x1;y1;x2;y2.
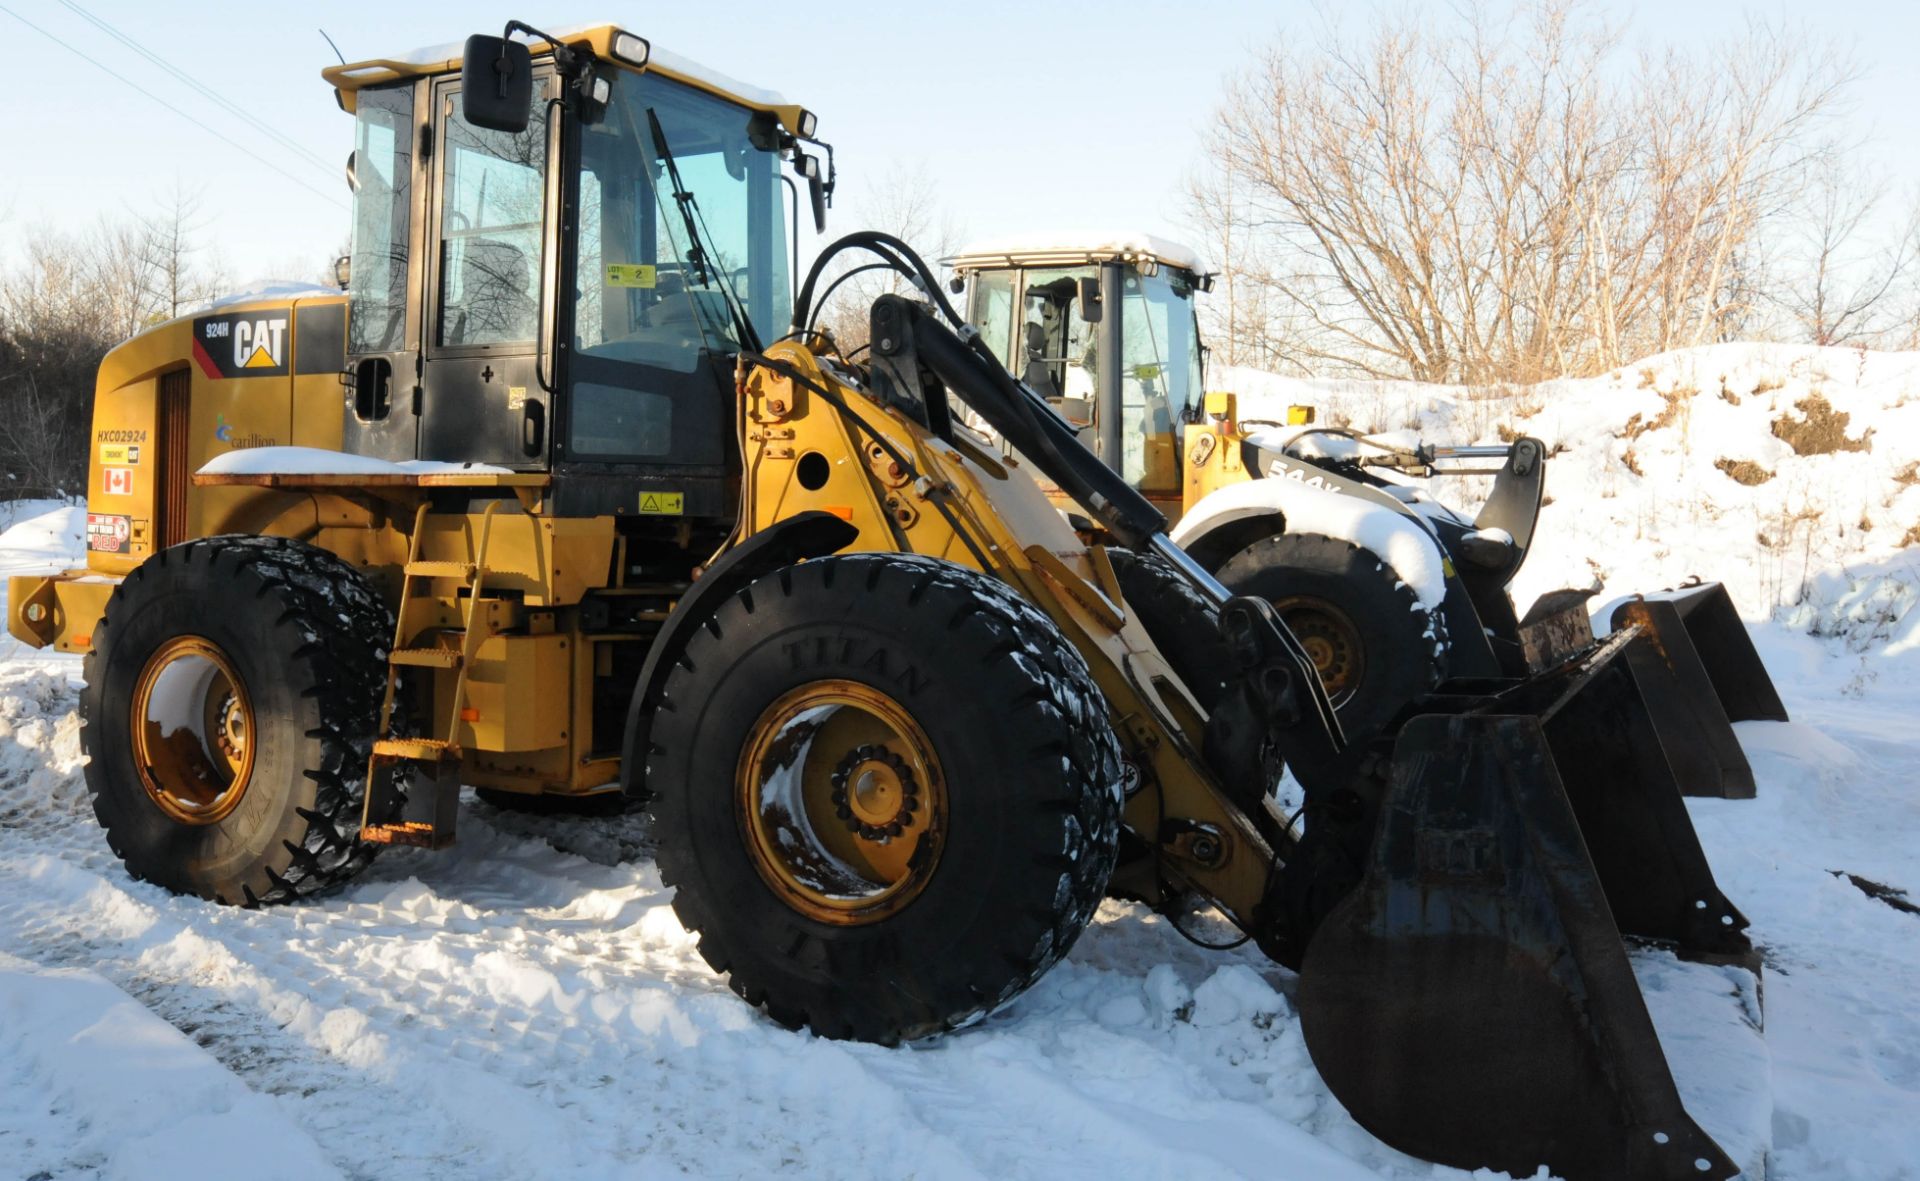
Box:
198;446;513;477
0;950;342;1180
0;501;84;569
1220;343;1920;657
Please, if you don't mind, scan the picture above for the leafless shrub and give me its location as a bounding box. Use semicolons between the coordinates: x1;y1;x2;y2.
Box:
1188;2;1857;383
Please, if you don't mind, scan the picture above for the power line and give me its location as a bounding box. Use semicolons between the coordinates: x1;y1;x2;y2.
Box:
0;3;346;211
59;0;339;177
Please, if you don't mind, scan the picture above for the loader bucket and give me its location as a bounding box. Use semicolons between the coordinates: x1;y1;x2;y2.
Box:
1295;652;1751;1180
1610;583;1788;799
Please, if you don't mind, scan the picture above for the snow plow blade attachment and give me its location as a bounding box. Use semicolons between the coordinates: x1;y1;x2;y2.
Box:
1611;582;1788;799
1296;655;1751;1180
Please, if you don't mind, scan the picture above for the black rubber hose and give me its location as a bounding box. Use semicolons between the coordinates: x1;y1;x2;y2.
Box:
794;231;965;332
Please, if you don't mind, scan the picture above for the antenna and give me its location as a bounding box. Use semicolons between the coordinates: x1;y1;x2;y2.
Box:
319;27;345;65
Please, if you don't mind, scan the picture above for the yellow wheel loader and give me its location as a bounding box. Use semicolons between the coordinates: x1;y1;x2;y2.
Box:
8;25;1764;1179
950;235;1787;797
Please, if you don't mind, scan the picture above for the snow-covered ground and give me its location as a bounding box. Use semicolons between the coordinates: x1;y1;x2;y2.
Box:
3;342;1918;1180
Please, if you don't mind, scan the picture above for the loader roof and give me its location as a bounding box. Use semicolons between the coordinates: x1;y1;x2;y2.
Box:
321;22;816;138
949;232;1209;276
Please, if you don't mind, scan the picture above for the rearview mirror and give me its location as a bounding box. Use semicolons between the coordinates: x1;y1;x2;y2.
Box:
795;153;827;234
1076;276;1103;323
807;173;827;234
461;35;533;133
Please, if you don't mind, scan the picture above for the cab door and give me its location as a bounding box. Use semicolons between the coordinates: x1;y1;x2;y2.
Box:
417;70;557;468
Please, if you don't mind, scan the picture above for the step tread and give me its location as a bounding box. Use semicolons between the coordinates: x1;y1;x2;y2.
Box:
372;737;453;760
404;560;479;579
360;822;454;849
389;647;462;668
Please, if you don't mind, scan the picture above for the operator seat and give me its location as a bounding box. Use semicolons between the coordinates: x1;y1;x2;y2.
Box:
451;239;537;344
1022;321;1060;399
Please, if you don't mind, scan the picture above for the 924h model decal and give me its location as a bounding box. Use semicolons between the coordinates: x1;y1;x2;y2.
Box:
192;310;290;379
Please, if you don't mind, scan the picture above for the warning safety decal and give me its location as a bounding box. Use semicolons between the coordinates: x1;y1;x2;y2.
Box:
192;309;291;379
87;513;132;553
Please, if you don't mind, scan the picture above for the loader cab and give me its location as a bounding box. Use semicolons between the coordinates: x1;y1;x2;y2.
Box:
328;26;820;521
952;237;1210;510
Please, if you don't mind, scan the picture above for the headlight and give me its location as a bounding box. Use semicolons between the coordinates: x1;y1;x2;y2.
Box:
798;109;817;138
612;31;650;66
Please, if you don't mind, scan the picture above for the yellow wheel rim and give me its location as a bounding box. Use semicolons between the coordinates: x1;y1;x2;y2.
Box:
736;679;948;925
1275;596;1366;705
130;635;256;826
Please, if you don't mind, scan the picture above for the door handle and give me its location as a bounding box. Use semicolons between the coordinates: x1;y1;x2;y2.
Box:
522;399;546;457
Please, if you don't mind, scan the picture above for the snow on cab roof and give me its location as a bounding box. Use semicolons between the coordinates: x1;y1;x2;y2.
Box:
950;231;1208;274
324;22;796;121
194;281;338;313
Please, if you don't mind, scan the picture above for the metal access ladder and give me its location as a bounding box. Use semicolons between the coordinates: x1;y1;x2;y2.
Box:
359;502;509;847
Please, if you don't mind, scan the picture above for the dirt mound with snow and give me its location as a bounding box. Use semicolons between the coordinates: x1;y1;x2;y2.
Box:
1222;343;1920;665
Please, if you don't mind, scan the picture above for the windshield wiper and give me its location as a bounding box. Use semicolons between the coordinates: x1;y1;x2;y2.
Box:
645;108;763;355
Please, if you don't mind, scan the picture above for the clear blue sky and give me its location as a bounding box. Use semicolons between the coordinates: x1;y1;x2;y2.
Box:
2;1;1917;284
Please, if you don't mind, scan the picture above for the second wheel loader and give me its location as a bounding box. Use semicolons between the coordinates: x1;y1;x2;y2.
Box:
6;23;1770;1180
950;234;1788;797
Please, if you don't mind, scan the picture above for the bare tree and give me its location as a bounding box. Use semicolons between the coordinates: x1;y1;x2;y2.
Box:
134;185;223;323
0;196;224;500
1765;158;1919;346
811;162;963;354
1190;1;1855;383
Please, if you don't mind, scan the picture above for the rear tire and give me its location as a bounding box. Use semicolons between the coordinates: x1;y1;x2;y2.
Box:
647;552;1123;1043
1216;532;1446;742
1109;547;1232;711
81;536;390;905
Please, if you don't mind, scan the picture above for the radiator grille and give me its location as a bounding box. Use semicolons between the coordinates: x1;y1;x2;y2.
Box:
158;368;191;548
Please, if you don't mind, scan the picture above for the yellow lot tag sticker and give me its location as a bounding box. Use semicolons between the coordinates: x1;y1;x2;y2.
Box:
606;264;657;288
99;443;141;465
638;492;684;515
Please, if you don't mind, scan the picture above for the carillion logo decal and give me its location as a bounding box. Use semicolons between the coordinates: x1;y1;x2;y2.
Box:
192;309;290;379
214;413;276;450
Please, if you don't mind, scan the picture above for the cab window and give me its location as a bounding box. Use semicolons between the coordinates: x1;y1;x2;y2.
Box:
436;91;549;348
967;269;1017;371
1117;267;1202;490
347;84;413;355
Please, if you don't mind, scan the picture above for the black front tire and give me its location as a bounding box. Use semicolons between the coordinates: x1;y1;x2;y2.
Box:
81;536;390;905
647;553;1123;1043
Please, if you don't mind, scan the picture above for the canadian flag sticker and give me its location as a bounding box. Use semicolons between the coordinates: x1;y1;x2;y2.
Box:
101;466;134;497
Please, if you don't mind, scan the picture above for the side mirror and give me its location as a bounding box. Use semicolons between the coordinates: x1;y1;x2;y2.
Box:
807;175;828;234
461;35;533;133
1076;275;1103;323
796;153;827;234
